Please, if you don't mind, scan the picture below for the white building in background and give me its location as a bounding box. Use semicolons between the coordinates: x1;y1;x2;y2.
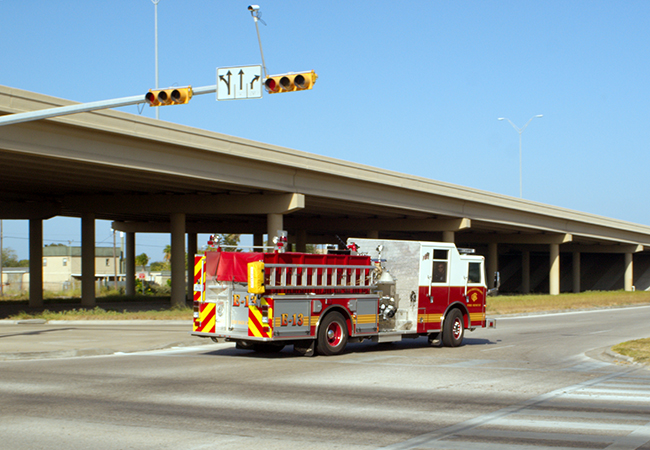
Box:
1;267;29;294
42;246;124;292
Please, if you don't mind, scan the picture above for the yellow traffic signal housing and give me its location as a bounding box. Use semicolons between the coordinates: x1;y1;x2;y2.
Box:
264;70;318;94
145;86;193;106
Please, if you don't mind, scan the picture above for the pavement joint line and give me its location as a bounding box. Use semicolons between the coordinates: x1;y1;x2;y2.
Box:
377;367;642;450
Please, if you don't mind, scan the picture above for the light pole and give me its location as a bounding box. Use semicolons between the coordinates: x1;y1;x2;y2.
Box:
152;0;160;120
498;115;543;198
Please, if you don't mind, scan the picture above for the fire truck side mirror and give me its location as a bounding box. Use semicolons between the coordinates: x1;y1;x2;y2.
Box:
248;261;265;294
487;271;500;297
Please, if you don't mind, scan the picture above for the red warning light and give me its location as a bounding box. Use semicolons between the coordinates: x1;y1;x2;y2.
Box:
145;91;158;106
263;71;318;94
264;77;279;93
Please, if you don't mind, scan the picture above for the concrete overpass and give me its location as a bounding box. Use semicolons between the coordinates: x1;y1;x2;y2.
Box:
2;85;650;307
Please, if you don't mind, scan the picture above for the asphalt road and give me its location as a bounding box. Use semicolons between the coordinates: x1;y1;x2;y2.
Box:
1;306;649;450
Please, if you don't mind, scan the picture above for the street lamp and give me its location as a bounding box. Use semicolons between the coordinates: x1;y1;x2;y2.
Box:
498;115;543;198
152;0;160;120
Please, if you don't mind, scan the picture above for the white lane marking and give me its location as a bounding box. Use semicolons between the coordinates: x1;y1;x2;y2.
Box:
496;304;650;321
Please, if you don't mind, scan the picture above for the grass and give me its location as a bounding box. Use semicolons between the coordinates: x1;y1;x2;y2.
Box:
487;290;650;315
7;305;192;321
612;338;650;365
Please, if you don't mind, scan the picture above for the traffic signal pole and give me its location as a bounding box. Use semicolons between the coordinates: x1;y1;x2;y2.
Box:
0;85;218;127
248;5;268;79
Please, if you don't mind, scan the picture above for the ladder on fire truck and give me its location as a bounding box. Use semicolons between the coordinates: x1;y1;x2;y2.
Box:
263;261;376;293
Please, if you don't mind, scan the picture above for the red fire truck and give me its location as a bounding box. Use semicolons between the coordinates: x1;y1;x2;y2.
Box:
191;237;496;356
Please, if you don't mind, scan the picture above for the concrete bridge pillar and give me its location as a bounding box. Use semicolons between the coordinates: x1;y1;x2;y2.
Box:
296;229;307;253
573;252;581;293
81;213;96;307
254;234;264;249
125;232;135;296
521;250;530;294
442;231;454;243
624;252;634;291
549;243;560;295
170;213;186;307
267;213;283;246
487;243;498;289
29;219;43;307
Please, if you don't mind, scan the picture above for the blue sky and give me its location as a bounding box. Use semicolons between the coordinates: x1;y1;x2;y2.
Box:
1;1;649;261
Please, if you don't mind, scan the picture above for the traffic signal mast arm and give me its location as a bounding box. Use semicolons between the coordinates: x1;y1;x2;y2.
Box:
0;69;318;127
0;84;219;127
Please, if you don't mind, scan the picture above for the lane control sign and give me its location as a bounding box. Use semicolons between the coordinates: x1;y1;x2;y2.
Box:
217;65;263;100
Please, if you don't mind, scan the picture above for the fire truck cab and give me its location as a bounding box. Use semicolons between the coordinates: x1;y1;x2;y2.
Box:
191;237;496;356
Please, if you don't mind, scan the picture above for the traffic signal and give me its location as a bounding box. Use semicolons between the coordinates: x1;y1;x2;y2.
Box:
145;86;193;106
264;70;318;94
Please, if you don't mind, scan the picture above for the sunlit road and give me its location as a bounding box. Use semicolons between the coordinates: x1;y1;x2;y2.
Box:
1;306;649;450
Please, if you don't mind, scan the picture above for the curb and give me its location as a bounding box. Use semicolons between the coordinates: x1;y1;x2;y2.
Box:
0;338;218;362
47;320;192;325
490;302;650;319
604;348;639;365
0;320;192;326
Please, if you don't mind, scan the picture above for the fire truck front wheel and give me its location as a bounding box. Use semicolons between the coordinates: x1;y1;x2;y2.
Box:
442;309;465;347
317;312;348;356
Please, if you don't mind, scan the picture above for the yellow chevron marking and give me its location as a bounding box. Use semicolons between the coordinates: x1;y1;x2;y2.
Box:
249;305;265;338
194;256;206;303
199;303;215;332
355;314;377;325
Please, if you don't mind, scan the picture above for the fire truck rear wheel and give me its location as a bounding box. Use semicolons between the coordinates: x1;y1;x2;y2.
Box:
442;309;464;347
317;312;348;356
235;340;255;350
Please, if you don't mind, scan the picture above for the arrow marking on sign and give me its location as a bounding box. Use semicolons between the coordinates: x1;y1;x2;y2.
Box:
250;75;260;89
219;70;232;95
238;70;245;91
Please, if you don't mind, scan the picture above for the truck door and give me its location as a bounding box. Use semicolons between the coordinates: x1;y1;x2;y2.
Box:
430;248;451;306
465;260;486;327
418;247;451;333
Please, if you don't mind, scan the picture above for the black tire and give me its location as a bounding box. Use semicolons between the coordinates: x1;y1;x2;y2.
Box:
317;312;348;356
442;309;464;347
235;340;255;350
